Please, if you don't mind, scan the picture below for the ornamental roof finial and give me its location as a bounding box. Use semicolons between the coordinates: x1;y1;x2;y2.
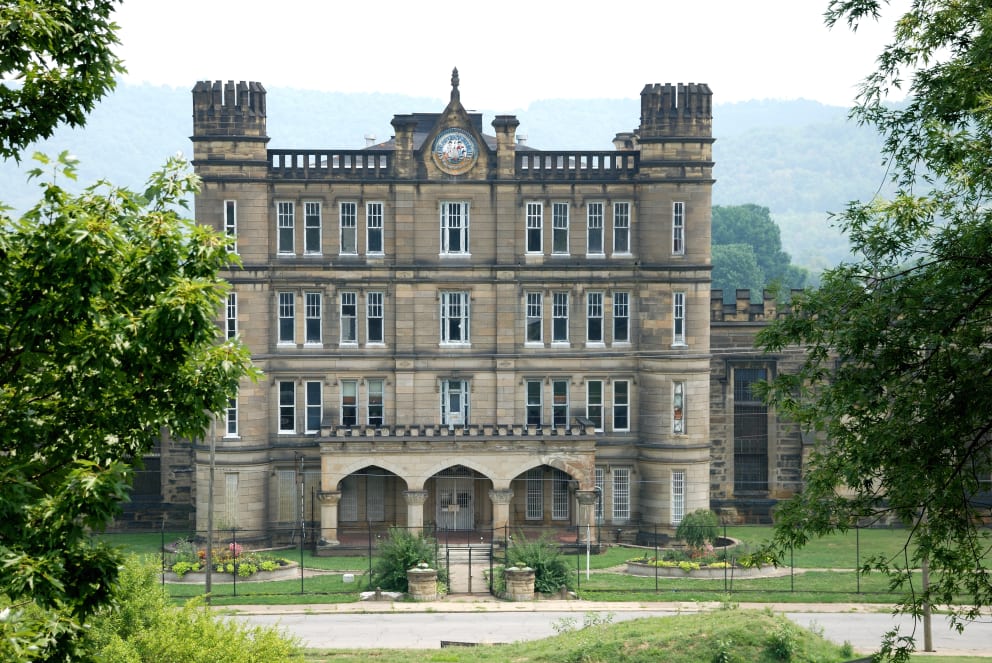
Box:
451;67;460;103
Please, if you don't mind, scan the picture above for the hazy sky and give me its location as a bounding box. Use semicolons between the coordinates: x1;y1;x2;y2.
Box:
114;1;906;110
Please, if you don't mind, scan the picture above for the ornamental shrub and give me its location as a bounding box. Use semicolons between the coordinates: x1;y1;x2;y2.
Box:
676;509;720;550
507;534;571;593
371;528;445;592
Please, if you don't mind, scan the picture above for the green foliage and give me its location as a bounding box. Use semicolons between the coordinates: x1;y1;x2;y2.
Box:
766;622;799;661
711;204;809;298
371;528;443;593
676;509;720;550
0;153;259;660
507;534;572;593
757;1;992;659
0;1;125;158
85;557;302;661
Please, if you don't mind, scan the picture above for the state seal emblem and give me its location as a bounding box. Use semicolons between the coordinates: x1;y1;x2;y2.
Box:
432;128;478;175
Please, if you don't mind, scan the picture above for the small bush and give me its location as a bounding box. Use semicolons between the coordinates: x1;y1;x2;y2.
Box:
371;528;444;592
507;534;571;593
766;622;799;661
676;509;720;550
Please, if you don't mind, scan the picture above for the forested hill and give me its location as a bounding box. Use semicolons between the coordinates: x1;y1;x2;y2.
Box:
0;83;887;270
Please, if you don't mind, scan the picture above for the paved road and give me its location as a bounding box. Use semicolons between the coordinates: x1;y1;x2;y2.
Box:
229;602;992;656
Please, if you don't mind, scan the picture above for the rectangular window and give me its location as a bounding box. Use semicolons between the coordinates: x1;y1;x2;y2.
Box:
367;378;384;426
526;379;543;426
341;380;358;427
339;202;357;254
367;473;385;522
367;291;384;344
552;379;569;427
224;200;237;253
441;379;469;427
225;473;239;528
441;201;469;254
613;379;630;431
672;470;685;525
587;380;603;431
587;202;604;255
552;292;569;343
304;291;322;345
594;467;605;522
613;202;630;254
304;201;321;254
552;469;569;520
552;202;569;254
278;381;295;433
440;291;470;344
526;468;543;520
734;368;769;492
525;292;543;344
340;292;357;344
613;292;629;343
673;381;685;434
225;292;238;340
586;292;603;343
278;292;295;344
305;380;322;433
612;467;630;522
226;396;238;436
526;202;542;253
366;202;384;254
673;291;686;345
672;201;685;255
276;470;297;522
339;475;358;522
277;201;294;255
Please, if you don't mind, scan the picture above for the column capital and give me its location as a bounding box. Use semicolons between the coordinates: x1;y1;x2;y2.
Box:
318;490;341;505
403;489;429;506
488;488;514;505
576;489;599;506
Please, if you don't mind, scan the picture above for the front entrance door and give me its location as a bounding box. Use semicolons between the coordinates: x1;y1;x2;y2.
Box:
436;470;474;530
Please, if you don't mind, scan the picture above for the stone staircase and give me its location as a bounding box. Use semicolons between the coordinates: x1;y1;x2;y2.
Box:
441;544;493;594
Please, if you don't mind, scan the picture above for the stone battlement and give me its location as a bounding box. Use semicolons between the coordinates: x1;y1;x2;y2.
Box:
192;80;267;138
711;289;803;322
638;83;713;138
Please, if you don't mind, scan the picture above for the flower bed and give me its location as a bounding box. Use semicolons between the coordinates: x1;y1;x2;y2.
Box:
625;559;767;579
164;538;296;582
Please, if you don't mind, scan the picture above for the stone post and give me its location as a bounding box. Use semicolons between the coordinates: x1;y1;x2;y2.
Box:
403;489;428;535
503;566;535;601
317;491;341;547
489;488;513;541
576;490;599;545
406;565;438;601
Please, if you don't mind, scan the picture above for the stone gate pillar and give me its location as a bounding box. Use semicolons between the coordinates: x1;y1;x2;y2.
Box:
576;490;599;544
317;491;341;547
489;488;513;540
404;490;428;535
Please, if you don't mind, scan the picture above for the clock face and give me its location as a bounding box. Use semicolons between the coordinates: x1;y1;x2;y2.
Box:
432;128;478;175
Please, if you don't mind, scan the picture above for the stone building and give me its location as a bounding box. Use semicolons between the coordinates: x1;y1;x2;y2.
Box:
184;71;716;546
708;289;809;523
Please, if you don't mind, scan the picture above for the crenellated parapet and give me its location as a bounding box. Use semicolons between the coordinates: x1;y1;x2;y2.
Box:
192;80;267;139
638;82;713;139
710;289;804;321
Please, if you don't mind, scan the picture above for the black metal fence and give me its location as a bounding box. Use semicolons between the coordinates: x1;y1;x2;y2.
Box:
100;521;926;601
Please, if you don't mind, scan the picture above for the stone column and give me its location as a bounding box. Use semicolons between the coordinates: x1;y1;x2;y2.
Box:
489;488;513;541
576;490;599;544
317;491;341;547
404;490;428;535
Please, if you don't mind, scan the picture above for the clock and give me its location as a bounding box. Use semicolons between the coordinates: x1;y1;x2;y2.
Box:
431;127;478;175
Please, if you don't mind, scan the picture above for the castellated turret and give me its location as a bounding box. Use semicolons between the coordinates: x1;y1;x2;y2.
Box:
638;83;713;139
192;80;267;138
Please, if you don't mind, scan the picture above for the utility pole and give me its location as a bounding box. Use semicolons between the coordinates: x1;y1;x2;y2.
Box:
205;417;216;603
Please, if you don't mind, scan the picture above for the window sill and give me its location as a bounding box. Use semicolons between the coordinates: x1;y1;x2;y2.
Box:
303;343;323;348
551;341;571;348
586;341;606;348
223;434;240;440
671;342;688;348
524;341;545;348
439;252;472;258
278;431;296;435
